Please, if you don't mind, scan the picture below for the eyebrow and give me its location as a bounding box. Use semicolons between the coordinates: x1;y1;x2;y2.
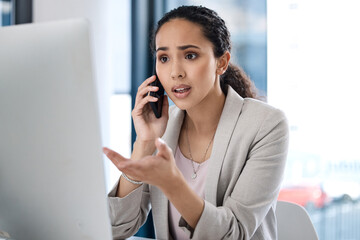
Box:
156;45;200;52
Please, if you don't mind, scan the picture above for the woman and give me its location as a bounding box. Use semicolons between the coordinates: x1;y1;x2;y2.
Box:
104;5;289;240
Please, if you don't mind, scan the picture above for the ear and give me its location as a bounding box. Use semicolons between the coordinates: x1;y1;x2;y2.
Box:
216;51;231;75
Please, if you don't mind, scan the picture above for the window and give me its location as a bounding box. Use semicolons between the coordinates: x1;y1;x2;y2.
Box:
0;0;13;26
268;1;360;239
107;0;132;189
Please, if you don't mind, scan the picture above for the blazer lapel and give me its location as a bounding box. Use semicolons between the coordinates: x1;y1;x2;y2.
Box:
152;107;185;239
204;86;244;205
163;107;185;153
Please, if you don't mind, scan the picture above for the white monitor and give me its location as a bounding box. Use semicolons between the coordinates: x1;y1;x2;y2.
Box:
0;19;112;240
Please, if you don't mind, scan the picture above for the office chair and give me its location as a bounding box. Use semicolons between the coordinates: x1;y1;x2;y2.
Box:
276;201;319;240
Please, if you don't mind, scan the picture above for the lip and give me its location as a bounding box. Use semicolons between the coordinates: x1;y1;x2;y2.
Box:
172;84;191;99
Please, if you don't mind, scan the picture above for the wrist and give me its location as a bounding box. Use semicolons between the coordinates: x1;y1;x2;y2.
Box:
159;168;185;195
131;139;156;161
121;173;143;185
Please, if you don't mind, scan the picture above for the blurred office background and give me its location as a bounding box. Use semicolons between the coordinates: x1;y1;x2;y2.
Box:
1;0;360;239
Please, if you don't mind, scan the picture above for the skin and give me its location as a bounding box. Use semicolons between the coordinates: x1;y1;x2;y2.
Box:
103;18;230;229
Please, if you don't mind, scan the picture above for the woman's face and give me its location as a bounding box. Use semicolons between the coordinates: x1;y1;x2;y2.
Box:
155;18;221;111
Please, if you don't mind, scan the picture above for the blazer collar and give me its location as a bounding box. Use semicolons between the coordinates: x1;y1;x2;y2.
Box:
204;86;244;205
163;107;185;153
163;86;244;154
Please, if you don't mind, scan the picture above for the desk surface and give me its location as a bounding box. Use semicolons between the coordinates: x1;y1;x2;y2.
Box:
127;236;153;240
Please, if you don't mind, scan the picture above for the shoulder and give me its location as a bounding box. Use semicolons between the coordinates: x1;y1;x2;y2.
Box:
242;97;286;123
240;98;289;145
220;88;289;162
222;86;288;143
224;86;287;126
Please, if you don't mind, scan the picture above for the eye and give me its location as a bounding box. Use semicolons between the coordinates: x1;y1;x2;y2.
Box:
159;56;169;63
185;53;197;60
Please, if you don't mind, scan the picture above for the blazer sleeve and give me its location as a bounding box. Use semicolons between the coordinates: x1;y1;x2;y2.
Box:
180;109;289;239
108;177;151;239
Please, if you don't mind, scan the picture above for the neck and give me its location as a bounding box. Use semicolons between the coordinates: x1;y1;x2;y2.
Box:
185;84;226;135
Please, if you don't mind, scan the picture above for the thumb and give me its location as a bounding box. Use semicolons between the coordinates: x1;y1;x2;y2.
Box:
155;138;172;160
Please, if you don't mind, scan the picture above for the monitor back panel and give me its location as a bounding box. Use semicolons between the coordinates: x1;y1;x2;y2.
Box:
0;19;112;240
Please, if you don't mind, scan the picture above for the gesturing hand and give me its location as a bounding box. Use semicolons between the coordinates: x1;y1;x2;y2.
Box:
103;138;181;190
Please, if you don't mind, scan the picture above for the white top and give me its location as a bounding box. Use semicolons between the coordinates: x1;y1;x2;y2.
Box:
168;146;210;240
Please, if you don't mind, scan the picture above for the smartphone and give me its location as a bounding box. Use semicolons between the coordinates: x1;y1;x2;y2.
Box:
148;71;164;118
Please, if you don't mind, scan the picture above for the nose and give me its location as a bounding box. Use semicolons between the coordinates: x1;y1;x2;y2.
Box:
170;61;185;80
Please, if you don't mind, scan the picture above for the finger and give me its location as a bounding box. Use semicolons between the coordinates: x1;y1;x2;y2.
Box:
134;76;157;103
103;147;129;168
155;138;173;160
135;85;159;104
133;94;158;112
133;95;158;116
137;75;157;92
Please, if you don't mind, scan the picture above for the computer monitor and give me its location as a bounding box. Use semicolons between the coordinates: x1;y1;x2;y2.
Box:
0;19;112;240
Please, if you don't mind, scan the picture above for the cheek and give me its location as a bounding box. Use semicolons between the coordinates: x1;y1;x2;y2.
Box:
156;66;169;88
157;72;171;92
193;61;217;82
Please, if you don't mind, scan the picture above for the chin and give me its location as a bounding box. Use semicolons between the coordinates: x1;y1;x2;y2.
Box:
169;95;199;111
171;99;192;111
173;102;188;111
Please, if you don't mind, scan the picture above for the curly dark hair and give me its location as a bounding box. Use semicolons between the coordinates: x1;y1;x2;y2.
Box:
150;5;258;99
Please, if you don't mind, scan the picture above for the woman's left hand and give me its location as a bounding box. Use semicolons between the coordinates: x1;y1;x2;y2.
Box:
103;138;180;189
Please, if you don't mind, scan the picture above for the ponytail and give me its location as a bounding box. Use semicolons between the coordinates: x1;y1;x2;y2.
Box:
220;63;258;99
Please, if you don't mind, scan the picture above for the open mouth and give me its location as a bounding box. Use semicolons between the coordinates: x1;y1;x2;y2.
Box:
174;87;191;93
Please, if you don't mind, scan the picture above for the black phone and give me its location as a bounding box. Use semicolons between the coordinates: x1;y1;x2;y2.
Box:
148;69;164;118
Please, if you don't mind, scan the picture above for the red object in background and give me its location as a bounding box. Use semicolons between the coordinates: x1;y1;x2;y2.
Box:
278;184;330;209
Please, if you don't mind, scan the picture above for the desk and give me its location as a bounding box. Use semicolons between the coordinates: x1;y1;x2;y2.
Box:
127;237;153;240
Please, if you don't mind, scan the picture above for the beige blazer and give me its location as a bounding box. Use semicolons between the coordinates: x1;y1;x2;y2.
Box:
108;86;289;240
